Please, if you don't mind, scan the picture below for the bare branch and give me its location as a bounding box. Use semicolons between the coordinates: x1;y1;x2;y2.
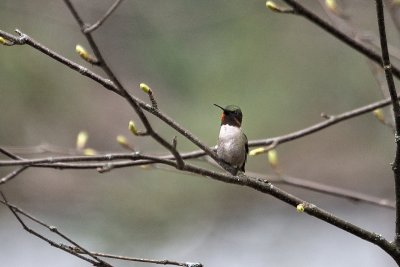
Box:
0;192;111;266
0;166;28;185
64;0;187;171
269;174;395;209
1;192;203;266
318;0;396;131
75;249;202;267
0;147;22;160
251;95;398;148
276;0;400;79
83;0;124;33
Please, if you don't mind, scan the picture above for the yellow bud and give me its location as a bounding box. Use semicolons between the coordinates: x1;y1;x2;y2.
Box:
372;109;385;123
0;37;6;45
83;148;97;156
249;147;266;156
116;135;128;146
76;131;89;150
267;149;278;169
296;203;305;213
75;44;89;60
128;120;138;136
116;135;134;151
266;1;279;11
325;0;337;12
140;83;152;94
266;1;289;13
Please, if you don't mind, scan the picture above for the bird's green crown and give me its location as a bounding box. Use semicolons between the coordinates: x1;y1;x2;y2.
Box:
214;104;243;127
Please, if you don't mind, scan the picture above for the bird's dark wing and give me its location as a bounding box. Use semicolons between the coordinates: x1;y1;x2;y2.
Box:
241;134;248;172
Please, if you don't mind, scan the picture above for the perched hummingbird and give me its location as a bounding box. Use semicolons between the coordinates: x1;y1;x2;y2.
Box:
214;104;248;175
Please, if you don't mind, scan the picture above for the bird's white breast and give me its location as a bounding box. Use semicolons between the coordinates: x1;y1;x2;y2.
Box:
217;124;246;166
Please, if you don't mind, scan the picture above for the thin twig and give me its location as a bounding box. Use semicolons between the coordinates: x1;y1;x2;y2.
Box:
0;152;158;167
250;95;399;147
75;249;202;267
271;174;395;209
83;0;124;33
0;166;28;185
0;193;202;266
0;147;22;160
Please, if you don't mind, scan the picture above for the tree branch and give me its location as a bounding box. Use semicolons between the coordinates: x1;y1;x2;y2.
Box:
0;192;202;267
0;192;112;266
375;0;400;247
63;0;187;170
250;95;398;147
278;0;400;79
0;166;28;185
75;250;202;267
83;0;124;33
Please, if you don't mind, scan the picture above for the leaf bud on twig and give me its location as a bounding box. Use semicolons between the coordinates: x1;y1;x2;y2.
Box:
325;0;337;12
139;83;158;109
0;37;7;45
75;44;89;60
83;148;97;156
116;135;134;151
267;149;278;169
128;120;138;136
75;44;99;64
296;203;305;213
140;83;152;94
76;131;89;150
249;147;266;156
265;1;293;13
372;108;385;123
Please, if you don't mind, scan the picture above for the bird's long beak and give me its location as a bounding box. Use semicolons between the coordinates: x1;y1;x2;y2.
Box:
213;104;225;111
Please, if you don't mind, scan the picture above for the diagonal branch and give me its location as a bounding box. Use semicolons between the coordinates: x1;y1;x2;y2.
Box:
250;95;399;147
63;0;187;170
0;147;23;160
278;0;400;79
0;166;28;185
0;192;112;266
0;192;202;267
270;174;395;209
181;164;400;261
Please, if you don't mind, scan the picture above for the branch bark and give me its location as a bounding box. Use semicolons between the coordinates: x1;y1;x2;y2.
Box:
375;0;400;249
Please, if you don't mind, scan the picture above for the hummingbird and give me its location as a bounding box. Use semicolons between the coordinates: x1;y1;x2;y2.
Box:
214;104;248;175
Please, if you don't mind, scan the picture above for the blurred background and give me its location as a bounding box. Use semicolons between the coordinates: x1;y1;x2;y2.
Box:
0;0;398;266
